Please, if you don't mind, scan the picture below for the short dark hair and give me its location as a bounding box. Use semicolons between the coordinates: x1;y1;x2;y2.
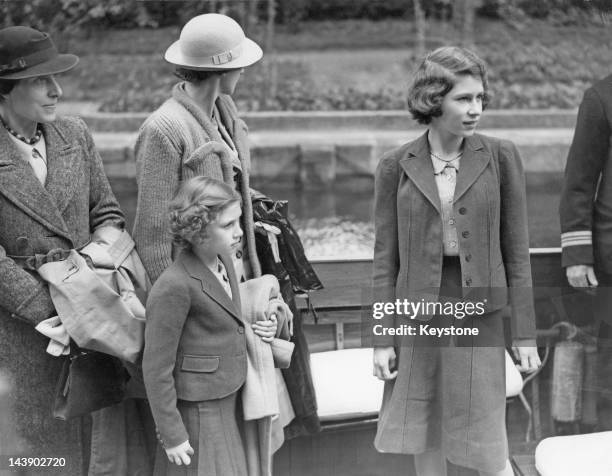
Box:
168;176;241;249
407;46;490;125
0;79;17;97
174;67;223;83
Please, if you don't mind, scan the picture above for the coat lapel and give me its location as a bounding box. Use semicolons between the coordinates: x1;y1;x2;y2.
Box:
180;250;242;323
217;94;251;175
399;132;441;214
220;252;242;316
453;135;490;203
41;122;83;216
0;128;72;240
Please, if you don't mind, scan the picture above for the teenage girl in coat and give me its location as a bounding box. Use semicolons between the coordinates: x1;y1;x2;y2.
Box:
143;177;278;476
372;47;541;475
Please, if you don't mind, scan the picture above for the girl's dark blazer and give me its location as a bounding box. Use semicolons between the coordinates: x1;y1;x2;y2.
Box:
372;132;536;346
143;249;247;449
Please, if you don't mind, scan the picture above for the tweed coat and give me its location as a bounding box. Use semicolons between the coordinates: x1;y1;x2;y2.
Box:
143;250;247;450
372;132;536;347
0;116;124;475
560;74;612;274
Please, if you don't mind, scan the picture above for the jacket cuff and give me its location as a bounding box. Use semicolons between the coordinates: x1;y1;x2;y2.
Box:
15;284;55;326
512;338;537;348
561;242;593;268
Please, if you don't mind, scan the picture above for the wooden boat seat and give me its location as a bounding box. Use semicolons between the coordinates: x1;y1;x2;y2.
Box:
535;431;612;475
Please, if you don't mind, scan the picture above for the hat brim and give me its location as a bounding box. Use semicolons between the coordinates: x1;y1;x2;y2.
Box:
164;37;263;71
0;53;79;80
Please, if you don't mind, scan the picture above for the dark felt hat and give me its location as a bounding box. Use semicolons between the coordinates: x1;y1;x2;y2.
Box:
0;26;79;80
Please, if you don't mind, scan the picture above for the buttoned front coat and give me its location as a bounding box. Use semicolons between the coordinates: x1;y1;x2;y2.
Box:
0;117;124;474
372;132;536;348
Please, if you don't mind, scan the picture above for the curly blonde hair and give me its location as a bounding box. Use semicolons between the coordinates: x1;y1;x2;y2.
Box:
168;176;241;249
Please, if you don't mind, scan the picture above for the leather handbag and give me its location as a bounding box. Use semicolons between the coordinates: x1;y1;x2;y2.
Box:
52;348;126;421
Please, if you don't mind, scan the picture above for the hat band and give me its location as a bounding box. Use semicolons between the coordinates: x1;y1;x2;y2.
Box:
0;44;58;75
183;42;244;67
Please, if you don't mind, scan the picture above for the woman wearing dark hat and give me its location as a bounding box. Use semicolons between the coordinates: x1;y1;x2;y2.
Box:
0;26;124;474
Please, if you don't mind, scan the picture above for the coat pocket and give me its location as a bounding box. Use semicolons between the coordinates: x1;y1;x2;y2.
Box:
180;355;220;373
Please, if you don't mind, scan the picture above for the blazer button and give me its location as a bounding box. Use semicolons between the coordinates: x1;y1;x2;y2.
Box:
459;207;467;215
462;231;470;238
464;254;472;262
238;327;244;334
465;277;472;287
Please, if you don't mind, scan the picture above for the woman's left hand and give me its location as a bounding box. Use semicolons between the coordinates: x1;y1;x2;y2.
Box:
252;314;278;343
512;346;541;373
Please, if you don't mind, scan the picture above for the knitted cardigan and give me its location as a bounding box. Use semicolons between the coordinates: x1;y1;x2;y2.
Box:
133;82;261;283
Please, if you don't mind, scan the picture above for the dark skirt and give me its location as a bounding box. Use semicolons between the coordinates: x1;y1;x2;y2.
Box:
153;392;247;476
374;257;508;473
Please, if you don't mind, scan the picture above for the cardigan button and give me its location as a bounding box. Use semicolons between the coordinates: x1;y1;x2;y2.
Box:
462;231;470;238
238;327;244;334
459;207;467;215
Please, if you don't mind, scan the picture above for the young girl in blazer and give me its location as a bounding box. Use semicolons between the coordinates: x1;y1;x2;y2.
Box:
143;177;277;476
372;47;541;476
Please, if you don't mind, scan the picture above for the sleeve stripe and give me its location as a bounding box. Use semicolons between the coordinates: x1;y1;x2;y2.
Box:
561;230;592;248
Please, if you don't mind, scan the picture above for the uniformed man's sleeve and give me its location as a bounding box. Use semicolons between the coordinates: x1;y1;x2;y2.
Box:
559;87;610;267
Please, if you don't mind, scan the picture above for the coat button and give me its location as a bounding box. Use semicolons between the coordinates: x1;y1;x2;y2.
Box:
462;231;470;238
236;250;243;259
465;277;472;286
465;254;472;262
238;327;244;334
459;207;467;215
16;236;29;250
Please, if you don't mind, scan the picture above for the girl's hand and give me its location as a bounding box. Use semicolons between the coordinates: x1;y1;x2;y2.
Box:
512;346;541;373
373;346;398;380
165;440;194;466
252;314;278;343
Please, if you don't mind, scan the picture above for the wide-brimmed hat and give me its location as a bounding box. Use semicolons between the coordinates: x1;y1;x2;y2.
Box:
165;14;262;71
0;26;79;80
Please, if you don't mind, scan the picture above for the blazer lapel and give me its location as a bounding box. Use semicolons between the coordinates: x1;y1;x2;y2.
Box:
220;253;242;316
42;122;82;216
399;132;441;214
180;250;242;323
0;128;72;240
453;135;490;203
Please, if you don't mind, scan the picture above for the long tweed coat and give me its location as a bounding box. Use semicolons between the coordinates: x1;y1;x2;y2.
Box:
0;116;124;475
